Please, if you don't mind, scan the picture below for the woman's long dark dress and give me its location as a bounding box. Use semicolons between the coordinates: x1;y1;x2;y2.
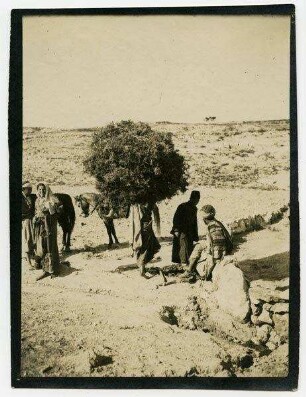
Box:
136;203;161;267
34;211;60;275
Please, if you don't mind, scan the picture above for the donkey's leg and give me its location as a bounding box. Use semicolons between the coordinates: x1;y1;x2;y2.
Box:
66;231;71;251
110;220;119;244
104;220;114;249
61;230;66;252
63;231;71;252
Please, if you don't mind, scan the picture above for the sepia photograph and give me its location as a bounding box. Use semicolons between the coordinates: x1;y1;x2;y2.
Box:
9;4;299;390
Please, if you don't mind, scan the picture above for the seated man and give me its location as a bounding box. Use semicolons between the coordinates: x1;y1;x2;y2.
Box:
181;204;233;282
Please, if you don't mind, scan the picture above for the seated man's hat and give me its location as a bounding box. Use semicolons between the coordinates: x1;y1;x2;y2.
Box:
201;204;216;219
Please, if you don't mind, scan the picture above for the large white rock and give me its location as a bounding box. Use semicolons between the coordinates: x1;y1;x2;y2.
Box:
212;256;251;323
270;303;289;314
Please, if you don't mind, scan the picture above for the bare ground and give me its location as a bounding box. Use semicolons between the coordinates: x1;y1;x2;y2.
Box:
21;120;290;377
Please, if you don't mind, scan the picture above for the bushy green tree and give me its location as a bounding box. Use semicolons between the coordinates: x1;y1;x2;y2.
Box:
84;120;188;208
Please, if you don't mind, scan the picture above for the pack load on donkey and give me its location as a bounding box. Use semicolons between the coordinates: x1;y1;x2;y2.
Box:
74;193;128;248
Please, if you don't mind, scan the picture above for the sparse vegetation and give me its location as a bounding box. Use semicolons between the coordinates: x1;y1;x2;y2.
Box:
23;119;289;191
83;120;189;207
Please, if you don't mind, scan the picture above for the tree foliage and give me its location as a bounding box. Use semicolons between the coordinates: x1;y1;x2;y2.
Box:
84;120;189;207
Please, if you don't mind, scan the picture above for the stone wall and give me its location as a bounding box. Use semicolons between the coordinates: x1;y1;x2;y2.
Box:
229;204;288;235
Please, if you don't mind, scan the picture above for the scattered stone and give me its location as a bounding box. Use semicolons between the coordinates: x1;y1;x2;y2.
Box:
230;206;286;235
268;329;282;347
266;341;278;351
263;303;272;312
176;297;205;330
150;263;186;276
272;313;289;343
270;303;289;314
185;367;199;377
205;305;255;344
251;278;289;291
251;299;263;316
231;219;247;234
253;324;272;345
114;263;139;273
251;315;261;326
88;349;113;371
256;308;273;326
159;306;178;326
41;365;53;374
249;284;289;304
237;354;254;369
253;215;266;229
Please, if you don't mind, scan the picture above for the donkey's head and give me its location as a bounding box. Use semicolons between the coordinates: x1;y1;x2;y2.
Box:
74;195;90;217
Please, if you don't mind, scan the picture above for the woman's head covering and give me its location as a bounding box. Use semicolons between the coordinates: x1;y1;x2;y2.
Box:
36;182;58;215
201;204;216;219
36;182;55;202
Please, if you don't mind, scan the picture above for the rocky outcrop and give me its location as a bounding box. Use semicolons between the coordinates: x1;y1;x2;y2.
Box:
159;277;289;353
249;278;289;303
159;295;255;344
158;206;289;368
248;277;289;350
212;256;251;323
230;205;288;235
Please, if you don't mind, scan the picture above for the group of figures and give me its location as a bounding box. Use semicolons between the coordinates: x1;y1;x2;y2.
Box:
22;182;233;282
22;182;63;280
130;190;233;281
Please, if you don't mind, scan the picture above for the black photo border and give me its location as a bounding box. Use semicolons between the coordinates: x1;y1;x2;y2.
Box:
9;4;299;390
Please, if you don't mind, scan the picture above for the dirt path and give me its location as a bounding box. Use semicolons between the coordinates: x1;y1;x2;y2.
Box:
21;209;289;377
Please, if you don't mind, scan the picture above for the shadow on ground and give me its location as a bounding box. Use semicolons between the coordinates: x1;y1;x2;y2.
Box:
58;263;80;278
61;242;131;259
238;251;289;281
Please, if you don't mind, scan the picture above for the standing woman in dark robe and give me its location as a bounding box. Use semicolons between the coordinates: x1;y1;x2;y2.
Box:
129;201;161;277
171;190;200;265
33;183;61;281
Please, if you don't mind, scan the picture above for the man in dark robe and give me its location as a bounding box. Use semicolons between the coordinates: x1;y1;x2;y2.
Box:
171;190;200;264
22;181;36;266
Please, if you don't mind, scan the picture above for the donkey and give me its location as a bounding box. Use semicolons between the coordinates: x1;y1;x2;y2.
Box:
31;193;76;252
74;193;120;249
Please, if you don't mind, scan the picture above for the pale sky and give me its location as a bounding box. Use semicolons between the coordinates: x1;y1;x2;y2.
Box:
23;15;290;128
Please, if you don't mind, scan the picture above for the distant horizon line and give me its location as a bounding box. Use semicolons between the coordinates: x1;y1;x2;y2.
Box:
23;118;289;130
